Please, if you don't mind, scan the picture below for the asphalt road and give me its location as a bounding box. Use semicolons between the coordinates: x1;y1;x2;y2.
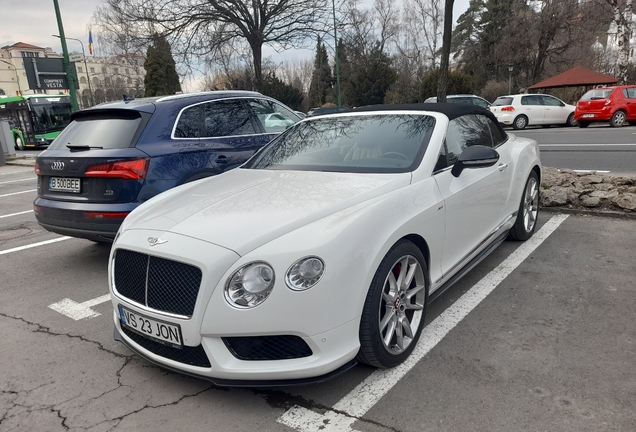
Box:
1;163;635;431
512;124;636;175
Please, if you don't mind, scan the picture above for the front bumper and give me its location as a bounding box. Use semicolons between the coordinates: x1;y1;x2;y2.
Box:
109;229;363;383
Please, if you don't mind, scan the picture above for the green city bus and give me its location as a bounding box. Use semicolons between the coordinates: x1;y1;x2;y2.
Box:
0;94;73;150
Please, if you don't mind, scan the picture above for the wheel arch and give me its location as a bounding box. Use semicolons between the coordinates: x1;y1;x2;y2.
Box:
401;235;430;272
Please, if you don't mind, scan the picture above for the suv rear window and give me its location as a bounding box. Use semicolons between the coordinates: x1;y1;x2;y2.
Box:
49;111;144;150
492;97;513;106
580;89;612;100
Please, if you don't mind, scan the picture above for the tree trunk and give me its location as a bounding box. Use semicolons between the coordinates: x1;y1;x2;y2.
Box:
611;0;633;84
437;0;455;103
250;38;263;92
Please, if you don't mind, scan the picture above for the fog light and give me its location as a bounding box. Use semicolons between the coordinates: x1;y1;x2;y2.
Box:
286;257;325;291
225;262;275;308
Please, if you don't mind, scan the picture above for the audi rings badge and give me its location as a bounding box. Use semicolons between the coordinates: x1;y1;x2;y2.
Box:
51;161;65;171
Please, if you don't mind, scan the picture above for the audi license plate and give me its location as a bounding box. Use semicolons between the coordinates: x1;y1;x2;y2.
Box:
582;114;595;118
118;305;183;348
49;177;80;193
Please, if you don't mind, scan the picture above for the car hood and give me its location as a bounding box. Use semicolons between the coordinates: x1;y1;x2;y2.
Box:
124;168;411;255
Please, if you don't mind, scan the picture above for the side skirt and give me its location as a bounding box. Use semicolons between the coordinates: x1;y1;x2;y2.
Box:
428;229;510;304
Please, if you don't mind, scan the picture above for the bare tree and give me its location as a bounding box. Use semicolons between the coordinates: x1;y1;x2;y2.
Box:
94;0;332;91
402;0;443;69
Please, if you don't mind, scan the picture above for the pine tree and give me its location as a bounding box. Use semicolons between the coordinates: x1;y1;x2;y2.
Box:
261;71;304;110
350;44;396;107
308;37;334;108
144;34;182;97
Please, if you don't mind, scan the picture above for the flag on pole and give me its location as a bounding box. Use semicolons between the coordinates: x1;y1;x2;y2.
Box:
88;30;93;55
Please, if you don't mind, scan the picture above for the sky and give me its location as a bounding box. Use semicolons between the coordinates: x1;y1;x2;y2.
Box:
1;0;470;90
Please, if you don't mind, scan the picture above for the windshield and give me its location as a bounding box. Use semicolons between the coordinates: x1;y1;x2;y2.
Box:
29;97;72;132
580;89;612;100
243;114;436;173
492;97;513;106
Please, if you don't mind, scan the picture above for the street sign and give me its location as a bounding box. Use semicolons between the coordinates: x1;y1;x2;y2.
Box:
22;57;79;91
69;54;84;62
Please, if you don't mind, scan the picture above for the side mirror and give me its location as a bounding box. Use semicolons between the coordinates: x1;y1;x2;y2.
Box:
451;145;500;178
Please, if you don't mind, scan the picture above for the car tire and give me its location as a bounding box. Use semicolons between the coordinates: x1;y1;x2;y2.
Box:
577;120;590;128
512;115;528;130
357;240;428;368
566;113;577;127
14;135;24;151
609;110;626;127
509;171;540;241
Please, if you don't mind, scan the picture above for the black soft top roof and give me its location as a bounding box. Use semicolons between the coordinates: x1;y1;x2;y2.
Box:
353;102;491;120
352;102;507;138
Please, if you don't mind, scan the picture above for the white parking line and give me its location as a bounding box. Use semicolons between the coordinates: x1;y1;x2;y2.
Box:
0;177;36;185
0;210;34;219
277;214;569;432
0;169;32;176
49;294;111;320
0;189;37;198
0;236;71;256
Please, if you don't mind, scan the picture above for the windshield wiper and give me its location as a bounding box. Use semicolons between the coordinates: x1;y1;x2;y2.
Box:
66;144;103;150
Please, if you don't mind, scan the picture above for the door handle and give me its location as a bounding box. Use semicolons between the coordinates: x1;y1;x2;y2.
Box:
215;155;228;164
498;163;508;171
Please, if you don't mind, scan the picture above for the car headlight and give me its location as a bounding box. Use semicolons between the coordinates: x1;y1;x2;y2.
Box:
285;257;325;291
225;262;275;308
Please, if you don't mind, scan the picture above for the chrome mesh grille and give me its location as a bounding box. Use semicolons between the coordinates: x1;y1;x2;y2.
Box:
114;249;202;316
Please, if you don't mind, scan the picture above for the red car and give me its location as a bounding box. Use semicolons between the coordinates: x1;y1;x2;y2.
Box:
575;85;636;128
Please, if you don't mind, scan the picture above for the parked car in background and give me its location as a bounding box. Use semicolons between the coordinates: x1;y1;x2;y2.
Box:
424;94;491;108
574;85;636;128
490;94;576;130
34;91;302;242
306;106;350;117
109;104;541;385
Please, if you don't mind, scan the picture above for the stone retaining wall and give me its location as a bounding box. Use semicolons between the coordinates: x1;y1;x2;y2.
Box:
540;167;636;212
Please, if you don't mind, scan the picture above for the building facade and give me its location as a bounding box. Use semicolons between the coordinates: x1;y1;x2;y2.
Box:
0;42;145;108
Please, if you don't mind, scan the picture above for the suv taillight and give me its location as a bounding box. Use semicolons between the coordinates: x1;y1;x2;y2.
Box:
501;106;515;112
85;158;149;180
35;162;40;175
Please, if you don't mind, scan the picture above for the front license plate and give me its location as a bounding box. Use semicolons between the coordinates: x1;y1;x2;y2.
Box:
582;114;595;118
49;177;80;193
118;305;183;348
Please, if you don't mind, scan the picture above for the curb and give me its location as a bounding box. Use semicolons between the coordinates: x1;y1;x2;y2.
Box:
541;206;636;220
3;157;36;167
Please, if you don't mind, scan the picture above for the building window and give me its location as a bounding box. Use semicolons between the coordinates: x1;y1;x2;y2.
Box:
102;67;107;74
20;51;39;58
90;67;95;73
78;67;83;73
126;68;129;74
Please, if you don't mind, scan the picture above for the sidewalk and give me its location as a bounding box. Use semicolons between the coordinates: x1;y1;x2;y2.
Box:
2;155;36;167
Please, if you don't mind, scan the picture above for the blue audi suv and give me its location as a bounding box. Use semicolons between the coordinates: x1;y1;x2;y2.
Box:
34;91;301;242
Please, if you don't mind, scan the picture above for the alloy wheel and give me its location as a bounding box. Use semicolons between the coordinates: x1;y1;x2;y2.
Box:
523;176;539;233
378;255;426;355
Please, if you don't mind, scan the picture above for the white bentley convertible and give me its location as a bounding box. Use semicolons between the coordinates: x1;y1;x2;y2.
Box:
109;104;541;386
